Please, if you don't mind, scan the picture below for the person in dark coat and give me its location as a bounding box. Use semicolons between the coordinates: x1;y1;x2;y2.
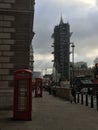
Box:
71;87;76;103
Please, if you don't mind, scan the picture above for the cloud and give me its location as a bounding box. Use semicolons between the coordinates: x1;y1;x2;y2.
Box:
33;0;98;72
86;49;98;58
33;53;53;71
34;54;53;61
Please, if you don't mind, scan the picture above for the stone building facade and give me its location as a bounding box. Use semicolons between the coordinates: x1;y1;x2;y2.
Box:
0;0;35;88
0;0;35;110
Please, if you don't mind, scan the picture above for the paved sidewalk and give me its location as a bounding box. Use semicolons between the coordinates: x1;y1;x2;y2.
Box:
0;91;98;130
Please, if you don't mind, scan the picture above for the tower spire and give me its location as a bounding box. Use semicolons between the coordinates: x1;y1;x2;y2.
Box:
60;15;64;25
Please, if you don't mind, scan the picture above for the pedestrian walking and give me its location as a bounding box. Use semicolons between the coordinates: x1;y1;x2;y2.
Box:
70;87;76;103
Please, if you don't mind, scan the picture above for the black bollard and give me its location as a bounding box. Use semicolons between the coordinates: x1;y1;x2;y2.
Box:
85;94;88;106
77;93;80;103
96;95;98;110
91;95;94;108
81;93;83;104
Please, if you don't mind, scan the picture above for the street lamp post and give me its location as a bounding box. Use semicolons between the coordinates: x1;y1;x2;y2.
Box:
71;43;75;87
45;68;47;75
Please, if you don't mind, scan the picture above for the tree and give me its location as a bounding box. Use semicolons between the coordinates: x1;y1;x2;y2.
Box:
74;61;88;69
94;56;98;64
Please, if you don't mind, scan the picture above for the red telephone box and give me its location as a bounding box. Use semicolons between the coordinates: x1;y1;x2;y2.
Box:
13;69;32;120
35;78;43;97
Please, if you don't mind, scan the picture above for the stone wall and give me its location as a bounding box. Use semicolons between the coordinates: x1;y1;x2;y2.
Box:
0;90;13;110
56;87;71;100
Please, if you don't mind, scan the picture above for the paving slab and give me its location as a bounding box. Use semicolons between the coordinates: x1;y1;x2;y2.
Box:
0;91;98;130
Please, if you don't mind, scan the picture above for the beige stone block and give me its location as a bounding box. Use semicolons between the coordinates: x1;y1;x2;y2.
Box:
8;75;13;80
0;28;15;32
0;15;15;21
4;15;15;20
3;28;15;32
0;33;11;38
0;45;10;50
0;57;10;62
0;81;8;87
0;0;15;3
0;63;14;68
0;3;11;8
0;16;3;20
0;39;15;44
0;75;13;80
0;69;9;74
0;93;13;110
0;28;3;32
3;51;14;56
0;21;11;27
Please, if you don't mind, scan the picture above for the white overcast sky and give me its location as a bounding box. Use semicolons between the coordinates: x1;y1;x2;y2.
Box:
32;0;98;73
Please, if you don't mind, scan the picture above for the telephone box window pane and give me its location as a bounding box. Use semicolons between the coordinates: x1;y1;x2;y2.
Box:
17;80;27;111
37;82;41;94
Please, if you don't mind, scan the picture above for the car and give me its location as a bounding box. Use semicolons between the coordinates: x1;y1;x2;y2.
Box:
74;77;94;93
80;88;88;93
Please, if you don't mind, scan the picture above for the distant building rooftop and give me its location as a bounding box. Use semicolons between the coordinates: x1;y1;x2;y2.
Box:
33;71;42;78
